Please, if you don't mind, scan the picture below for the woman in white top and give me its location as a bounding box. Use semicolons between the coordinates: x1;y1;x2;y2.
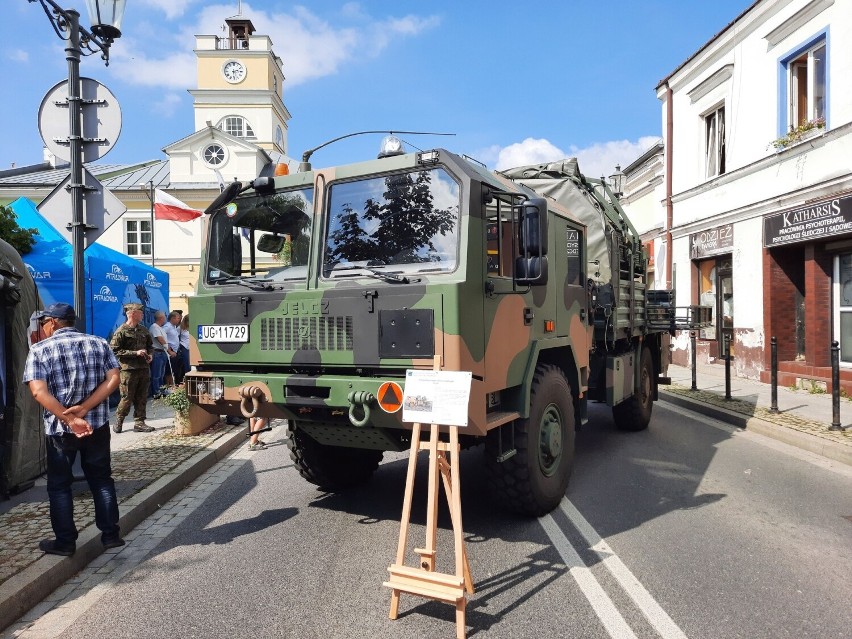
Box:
178;314;191;383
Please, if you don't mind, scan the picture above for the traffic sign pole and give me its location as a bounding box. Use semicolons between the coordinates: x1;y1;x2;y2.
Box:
65;9;87;331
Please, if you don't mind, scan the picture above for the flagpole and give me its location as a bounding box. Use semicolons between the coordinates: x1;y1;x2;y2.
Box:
140;180;155;268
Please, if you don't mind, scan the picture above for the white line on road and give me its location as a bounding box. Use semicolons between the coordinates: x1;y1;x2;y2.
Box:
539;513;639;639
559;498;689;639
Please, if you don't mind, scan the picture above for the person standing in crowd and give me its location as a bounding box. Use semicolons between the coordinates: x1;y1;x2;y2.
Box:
178;313;191;384
247;416;267;451
164;311;182;386
23;303;124;556
109;303;154;433
149;311;170;397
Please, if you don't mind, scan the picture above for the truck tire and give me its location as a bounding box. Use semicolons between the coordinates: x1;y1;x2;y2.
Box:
612;347;654;431
486;364;575;516
287;424;383;491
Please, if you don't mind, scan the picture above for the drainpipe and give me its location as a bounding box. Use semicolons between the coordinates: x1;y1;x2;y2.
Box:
665;82;674;291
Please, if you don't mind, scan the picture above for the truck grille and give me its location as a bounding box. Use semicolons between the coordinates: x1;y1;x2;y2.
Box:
260;316;354;351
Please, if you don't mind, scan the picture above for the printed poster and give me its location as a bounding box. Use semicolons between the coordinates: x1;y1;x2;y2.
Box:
402;369;472;427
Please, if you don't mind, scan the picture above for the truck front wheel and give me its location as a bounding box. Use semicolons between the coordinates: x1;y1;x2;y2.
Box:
612;347;654;431
287;424;383;491
486;364;575;516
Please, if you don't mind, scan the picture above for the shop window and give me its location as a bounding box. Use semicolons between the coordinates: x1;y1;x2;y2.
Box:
835;254;852;363
697;257;733;343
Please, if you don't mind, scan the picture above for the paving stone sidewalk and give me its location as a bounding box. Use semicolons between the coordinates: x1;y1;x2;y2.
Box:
0;402;243;588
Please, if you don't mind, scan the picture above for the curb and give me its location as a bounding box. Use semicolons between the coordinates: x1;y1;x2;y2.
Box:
0;425;249;632
659;391;852;467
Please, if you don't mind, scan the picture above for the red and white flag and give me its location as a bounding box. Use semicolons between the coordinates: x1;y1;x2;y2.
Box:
154;189;202;222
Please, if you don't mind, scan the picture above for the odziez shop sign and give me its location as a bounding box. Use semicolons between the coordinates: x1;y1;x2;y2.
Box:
690;223;733;259
764;195;852;247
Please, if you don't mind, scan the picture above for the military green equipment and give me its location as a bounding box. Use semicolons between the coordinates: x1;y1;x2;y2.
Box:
187;148;709;516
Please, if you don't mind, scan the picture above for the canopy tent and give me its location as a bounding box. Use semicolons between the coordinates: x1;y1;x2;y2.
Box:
9;198;170;340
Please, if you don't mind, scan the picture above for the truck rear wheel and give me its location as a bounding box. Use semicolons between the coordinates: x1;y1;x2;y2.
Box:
612;347;654;431
486;364;575;516
287;424;383;491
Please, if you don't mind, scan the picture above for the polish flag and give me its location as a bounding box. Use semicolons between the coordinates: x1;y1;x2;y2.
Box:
154;189;202;222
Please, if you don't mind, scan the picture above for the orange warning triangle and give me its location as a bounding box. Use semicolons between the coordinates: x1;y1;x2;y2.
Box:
378;382;403;412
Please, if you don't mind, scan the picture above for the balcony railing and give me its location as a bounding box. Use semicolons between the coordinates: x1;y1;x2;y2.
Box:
215;36;250;51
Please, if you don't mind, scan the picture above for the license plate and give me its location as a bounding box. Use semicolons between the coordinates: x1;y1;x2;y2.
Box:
197;324;249;343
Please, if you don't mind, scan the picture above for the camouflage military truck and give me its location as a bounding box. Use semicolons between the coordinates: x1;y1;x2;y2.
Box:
186;143;692;516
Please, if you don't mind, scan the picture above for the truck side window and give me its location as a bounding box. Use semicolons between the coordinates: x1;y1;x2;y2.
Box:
485;195;520;277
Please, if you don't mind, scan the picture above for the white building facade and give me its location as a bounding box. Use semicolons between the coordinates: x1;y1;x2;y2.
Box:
655;0;852;390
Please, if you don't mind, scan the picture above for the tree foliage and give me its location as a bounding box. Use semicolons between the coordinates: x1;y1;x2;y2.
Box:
0;204;37;255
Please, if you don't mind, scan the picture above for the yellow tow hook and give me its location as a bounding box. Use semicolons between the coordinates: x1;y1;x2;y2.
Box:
238;385;265;418
347;391;375;428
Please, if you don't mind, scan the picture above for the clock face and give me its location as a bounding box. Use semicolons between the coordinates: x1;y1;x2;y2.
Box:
222;60;246;83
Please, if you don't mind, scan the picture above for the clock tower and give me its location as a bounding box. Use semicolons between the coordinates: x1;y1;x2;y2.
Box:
190;15;291;156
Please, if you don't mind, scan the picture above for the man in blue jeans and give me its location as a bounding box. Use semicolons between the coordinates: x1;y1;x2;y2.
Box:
23;303;124;556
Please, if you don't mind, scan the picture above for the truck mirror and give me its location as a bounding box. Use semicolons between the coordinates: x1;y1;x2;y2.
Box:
205;181;243;215
256;233;285;253
519;197;548;256
515;255;549;285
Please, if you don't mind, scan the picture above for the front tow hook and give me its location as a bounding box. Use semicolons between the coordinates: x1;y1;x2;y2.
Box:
347;391;375;428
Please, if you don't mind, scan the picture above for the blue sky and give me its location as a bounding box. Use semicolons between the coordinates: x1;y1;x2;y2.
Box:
1;0;752;179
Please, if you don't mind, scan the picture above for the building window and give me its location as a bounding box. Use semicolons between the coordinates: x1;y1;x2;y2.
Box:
704;106;725;178
202;143;227;167
789;41;826;128
217;116;255;139
697;257;733;346
126;219;151;257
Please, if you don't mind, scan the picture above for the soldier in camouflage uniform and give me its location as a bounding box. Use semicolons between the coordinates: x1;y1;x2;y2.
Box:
109;303;154;433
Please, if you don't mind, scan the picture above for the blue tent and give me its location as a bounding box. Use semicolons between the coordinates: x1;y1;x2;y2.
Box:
9;197;169;340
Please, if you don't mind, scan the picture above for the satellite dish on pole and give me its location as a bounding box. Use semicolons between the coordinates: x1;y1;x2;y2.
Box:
38;77;122;163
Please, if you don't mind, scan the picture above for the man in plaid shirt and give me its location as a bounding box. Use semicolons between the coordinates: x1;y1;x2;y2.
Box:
23;303;124;556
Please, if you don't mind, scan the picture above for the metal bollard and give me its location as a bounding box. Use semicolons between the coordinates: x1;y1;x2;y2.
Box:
770;336;778;413
691;331;698;391
830;341;842;431
724;333;732;401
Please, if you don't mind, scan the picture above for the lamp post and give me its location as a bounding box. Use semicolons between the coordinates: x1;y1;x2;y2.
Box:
31;0;126;331
608;164;625;198
139;180;156;267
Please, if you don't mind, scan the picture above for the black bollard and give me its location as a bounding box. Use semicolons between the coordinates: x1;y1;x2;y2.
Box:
830;341;842;431
691;331;698;391
770;336;779;413
724;332;732;401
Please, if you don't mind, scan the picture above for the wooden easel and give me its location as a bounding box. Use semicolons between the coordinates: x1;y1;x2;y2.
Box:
384;357;474;639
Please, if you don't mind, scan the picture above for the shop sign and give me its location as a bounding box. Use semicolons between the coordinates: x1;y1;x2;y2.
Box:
763;195;852;247
690;223;733;259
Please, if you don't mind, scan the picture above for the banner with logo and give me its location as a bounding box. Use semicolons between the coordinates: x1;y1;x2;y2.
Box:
10;198;170;340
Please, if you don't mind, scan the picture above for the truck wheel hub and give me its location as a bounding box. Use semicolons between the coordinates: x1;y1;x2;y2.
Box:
539;404;562;476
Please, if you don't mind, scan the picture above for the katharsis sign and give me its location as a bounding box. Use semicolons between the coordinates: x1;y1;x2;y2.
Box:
763;195;852;247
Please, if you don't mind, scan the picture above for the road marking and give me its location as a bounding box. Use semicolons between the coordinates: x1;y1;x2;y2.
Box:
539;513;639;639
559;498;689;639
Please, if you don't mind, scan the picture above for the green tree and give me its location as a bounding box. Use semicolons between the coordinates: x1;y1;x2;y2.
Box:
0;204;37;255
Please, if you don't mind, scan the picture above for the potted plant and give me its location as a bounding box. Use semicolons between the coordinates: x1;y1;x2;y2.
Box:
770;117;826;151
158;384;192;435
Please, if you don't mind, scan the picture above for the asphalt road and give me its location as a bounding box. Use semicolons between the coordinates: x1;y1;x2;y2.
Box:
14;402;852;639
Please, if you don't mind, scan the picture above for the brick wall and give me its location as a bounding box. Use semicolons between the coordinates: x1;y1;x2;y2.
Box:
805;243;833;367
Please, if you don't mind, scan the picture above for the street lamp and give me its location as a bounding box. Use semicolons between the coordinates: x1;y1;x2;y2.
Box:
30;0;126;331
608;164;626;198
139;181;155;267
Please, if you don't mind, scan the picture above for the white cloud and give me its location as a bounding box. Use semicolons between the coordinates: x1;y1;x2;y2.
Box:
137;0;199;19
485;136;662;179
152;93;183;117
7;49;29;62
113;2;440;91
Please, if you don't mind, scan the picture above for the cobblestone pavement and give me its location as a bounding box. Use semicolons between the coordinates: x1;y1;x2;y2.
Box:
0;414;239;587
0;424;278;639
663;384;852;448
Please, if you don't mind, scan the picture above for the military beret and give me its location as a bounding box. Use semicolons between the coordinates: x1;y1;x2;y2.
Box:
124;303;143;312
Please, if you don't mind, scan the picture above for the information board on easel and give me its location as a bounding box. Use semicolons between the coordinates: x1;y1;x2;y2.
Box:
383;357;474;639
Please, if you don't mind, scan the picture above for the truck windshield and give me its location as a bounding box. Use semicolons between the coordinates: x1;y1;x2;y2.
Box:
323;168;460;276
206;187;313;285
